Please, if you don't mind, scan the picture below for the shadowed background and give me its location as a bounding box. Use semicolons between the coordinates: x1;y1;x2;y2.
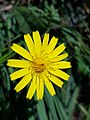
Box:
0;0;90;120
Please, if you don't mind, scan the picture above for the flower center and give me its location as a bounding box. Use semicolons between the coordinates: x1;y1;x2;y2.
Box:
32;58;45;73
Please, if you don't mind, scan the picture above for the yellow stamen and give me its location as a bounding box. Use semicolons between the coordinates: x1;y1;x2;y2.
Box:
32;58;45;73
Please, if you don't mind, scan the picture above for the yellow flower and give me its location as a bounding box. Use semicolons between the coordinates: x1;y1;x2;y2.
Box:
7;31;71;100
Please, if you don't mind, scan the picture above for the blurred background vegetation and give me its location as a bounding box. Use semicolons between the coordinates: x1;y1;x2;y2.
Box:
0;0;90;120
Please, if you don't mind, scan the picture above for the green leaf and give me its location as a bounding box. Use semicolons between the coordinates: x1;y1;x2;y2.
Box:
86;106;90;120
37;100;48;120
13;9;31;33
54;96;68;120
67;87;79;120
44;88;58;120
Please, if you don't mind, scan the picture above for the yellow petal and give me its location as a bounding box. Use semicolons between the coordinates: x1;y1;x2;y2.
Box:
42;33;49;51
37;76;41;100
48;43;65;58
24;34;36;56
43;74;56;96
10;68;30;81
42;37;58;55
50;53;68;62
7;59;30;68
11;43;32;61
26;75;36;99
14;73;32;92
47;73;64;88
39;76;44;99
49;69;70;81
33;31;41;55
51;61;71;69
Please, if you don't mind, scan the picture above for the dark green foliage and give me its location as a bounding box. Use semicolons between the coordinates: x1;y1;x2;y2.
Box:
0;0;90;120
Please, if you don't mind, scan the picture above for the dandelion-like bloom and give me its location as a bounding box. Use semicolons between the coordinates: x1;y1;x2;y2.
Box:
7;31;71;100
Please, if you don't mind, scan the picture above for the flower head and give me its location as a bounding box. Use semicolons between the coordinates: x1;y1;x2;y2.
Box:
7;31;71;100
